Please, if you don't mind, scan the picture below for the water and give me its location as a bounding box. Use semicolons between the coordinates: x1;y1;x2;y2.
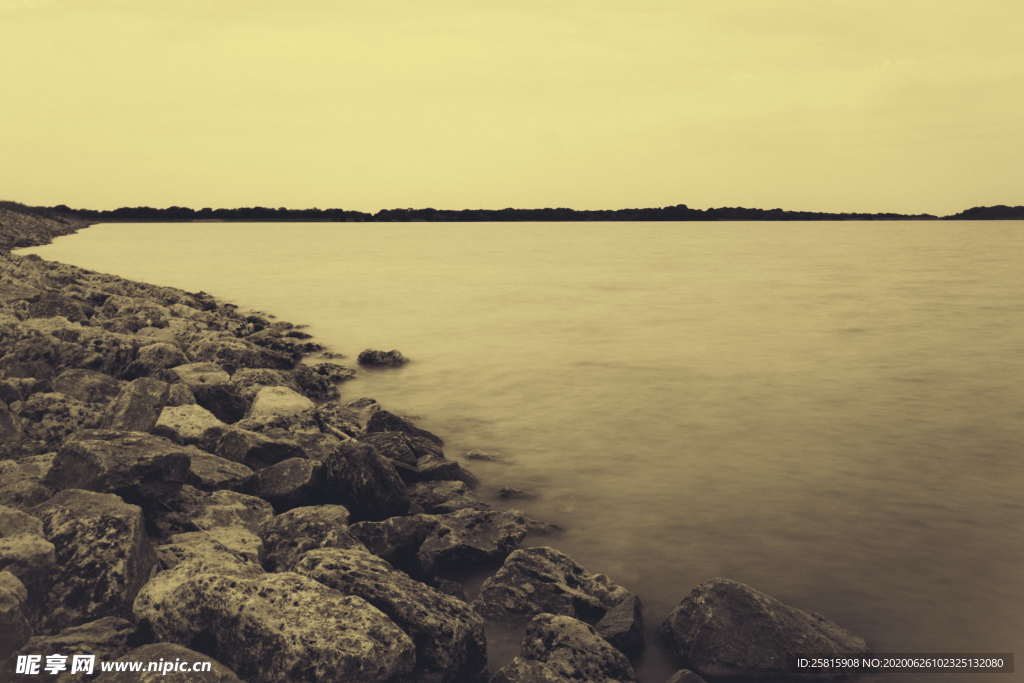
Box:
23;221;1024;681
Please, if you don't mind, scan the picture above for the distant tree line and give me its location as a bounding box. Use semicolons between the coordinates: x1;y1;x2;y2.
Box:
942;205;1024;220
46;203;954;223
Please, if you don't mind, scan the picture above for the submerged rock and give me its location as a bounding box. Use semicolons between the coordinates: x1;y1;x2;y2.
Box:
357;348;408;367
492;613;636;683
659;577;867;679
295;547;487;682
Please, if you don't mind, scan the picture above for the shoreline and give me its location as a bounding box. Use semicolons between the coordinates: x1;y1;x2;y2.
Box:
0;206;871;682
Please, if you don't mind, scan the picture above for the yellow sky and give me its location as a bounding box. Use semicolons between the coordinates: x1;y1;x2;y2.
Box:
2;1;1021;214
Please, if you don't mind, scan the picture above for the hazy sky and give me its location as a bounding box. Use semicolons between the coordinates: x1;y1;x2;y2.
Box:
2;1;1021;213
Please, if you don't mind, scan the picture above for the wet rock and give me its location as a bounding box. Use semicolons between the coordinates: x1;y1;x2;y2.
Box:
198;425;306;469
666;670;708;683
411;456;480;486
295;547;487;682
52;369;123;403
124;342;190;380
152;404;224;444
190;335;294;373
133;569;415;683
366;409;443;446
46;430;191;510
0;570;31;661
659;578;868;680
245;457;322;511
185;449;254;492
464;450;506;463
246;385;315;419
476;546;631;624
596;594;645;658
321;442;410;521
409;481;485;514
493;613;636;683
170;363;246;423
498;487;534;500
102;377;169;431
358;348;408;367
363;430;445;465
0;454;55;509
0;504;55;588
31;489;151;630
418;508;529;577
19;391;104;453
314;402;365;440
347;514;441;576
342;397;380;430
287;429;345;461
292;361;355;401
16;617;147;676
94;643;244;682
259;505;364;572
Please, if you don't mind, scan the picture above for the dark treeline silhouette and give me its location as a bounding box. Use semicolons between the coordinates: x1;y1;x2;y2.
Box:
47;203;955;223
942;205;1024;220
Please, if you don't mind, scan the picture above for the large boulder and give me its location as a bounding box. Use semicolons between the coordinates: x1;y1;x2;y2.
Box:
476;546;632;624
596;594;645;659
366;410;443;446
246;385;315;419
149;486;274;539
347;514;441;576
52;369;123;403
291;361;355;401
124;342;190;380
295;547;487;682
245;457;322;511
0;570;31;661
0;504;55;589
152;404;224;445
102;377;169;431
492;613;636;683
169;363;247;423
357;349;408;367
94;643;244;682
659;578;868;679
159;528;264;568
31;490;152;630
408;481;484;514
190;335;294;373
185;449;254;492
0;454;55;510
259;505;363;572
133;569;415;683
45;430;191;509
198;424;306;469
320;442;410;521
230;367;299;402
417;508;528;577
0;399;23;456
16;617;147;675
19;391;104;452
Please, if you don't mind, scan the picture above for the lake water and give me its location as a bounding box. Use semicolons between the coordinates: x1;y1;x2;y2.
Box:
22;221;1024;682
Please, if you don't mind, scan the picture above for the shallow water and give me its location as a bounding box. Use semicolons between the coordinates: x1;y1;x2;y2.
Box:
23;221;1024;682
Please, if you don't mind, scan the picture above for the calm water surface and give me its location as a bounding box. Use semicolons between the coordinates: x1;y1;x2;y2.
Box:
24;221;1024;682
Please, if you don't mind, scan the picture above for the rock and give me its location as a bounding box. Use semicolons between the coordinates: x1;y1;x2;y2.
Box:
342;396;380;429
198;425;305;469
165;382;196;406
152;404;224;444
411;455;480;486
0;570;30;660
295;547;487;682
314;402;365;440
409;481;485;513
229;367;299;402
26;290;93;322
659;578;868;679
464;450;506;463
133;569;415;683
493;613;636;683
498;487;533;500
418;508;528;577
124;342;189;380
596;594;645;658
0;504;55;588
347;514;441;576
31;489;151;630
247;329;323;361
19;391;104;453
0;400;24;455
320;442;410;521
366;409;443;446
233;407;320;435
245;457;322;511
52;369;123;403
94;643;244;682
102;377;169;431
666;670;708;683
45;430;191;510
161;527;263;566
292;361;355;401
247;385;315;419
362;430;444;465
16;617;147;675
476;546;631;624
190;335;294;373
170;363;246;423
185;449;254;491
357;348;408;367
0;454;55;509
259;505;363;572
150;486;274;539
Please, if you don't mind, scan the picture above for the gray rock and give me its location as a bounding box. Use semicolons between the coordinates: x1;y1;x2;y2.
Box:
259;505;363;572
246;385;315;419
0;399;23;455
16;617;147;678
52;369;123;403
198;425;305;469
320;441;410;521
185;449;254;491
347;514;441;576
492;613;636;683
0;570;30;661
93;643;244;682
476;546;631;624
418;508;528;577
133;569;415;683
366;409;443;446
190;335;294;373
159;528;263;567
295;547;487;682
102;377;169;431
659;578;868;679
169;362;247;423
230;367;299;402
124;342;189;380
31;490;152;631
410;455;480;486
0;504;55;588
0;454;55;510
19;391;104;452
150;486;274;539
152;404;224;444
409;480;485;513
596;594;645;658
291;361;355;401
357;348;408;367
245;457;322;511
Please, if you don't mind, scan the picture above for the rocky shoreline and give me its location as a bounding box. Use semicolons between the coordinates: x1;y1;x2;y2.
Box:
0;204;868;682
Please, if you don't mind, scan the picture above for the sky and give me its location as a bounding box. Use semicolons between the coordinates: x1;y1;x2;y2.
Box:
1;0;1021;214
